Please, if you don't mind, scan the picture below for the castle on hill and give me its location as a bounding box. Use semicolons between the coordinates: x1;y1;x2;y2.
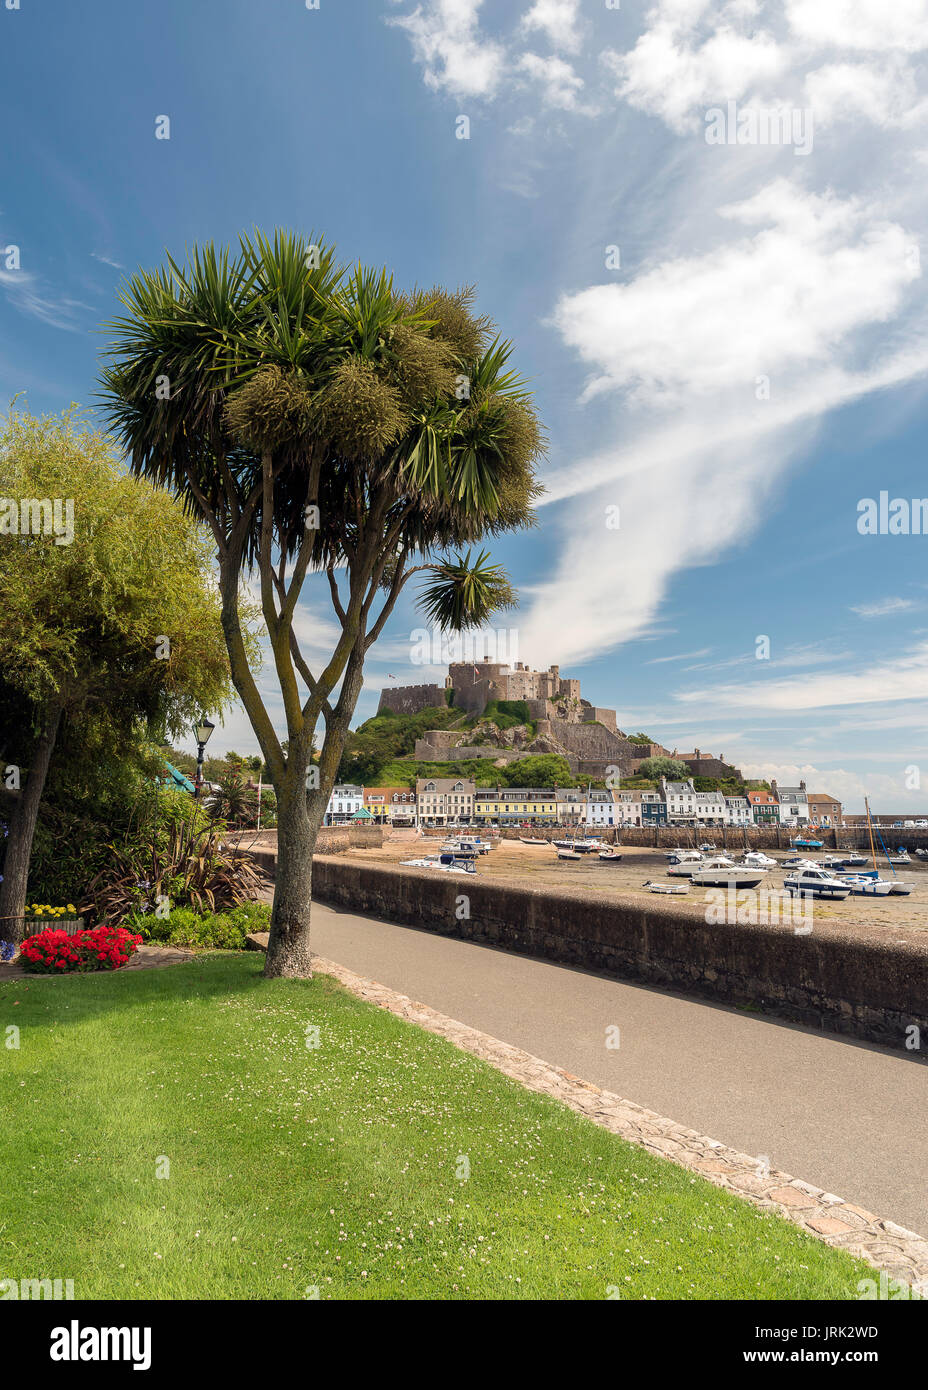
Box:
377;660;739;781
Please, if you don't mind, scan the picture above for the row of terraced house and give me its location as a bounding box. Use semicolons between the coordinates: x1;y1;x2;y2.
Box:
323;777;843;828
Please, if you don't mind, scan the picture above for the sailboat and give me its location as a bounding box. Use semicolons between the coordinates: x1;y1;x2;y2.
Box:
871;816;914;894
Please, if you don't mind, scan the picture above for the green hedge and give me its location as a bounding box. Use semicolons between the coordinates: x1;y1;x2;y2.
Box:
128;901;271;950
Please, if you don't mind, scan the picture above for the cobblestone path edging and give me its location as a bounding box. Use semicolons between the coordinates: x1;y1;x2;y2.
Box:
248;934;928;1289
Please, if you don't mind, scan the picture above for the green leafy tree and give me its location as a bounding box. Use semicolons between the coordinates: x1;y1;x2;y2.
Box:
100;231;543;977
0;410;232;942
636;756;691;781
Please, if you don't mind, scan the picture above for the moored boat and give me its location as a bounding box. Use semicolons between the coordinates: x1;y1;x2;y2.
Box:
666;851;706;877
784;867;851;900
644;880;690;895
840;874;893;897
690;856;766;888
598;850;622;862
557;848;582;860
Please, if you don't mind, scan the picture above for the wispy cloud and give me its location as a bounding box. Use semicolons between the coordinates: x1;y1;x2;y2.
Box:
677;643;928;712
0;267;83;332
646;647;713;664
849;596;917;618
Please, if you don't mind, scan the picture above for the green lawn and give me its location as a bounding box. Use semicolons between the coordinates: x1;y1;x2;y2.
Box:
0;955;869;1300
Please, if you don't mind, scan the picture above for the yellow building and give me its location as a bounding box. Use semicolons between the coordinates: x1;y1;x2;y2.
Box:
473;787;559;825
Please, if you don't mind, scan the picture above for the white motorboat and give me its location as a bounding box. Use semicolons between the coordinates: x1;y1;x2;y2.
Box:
666;851;706;877
837;852;868;867
840;874;893;897
690;856;767;888
598;850;622;862
644;880;690;895
698;842;717;853
570;839;599;853
401;856;476;875
743;851;777;868
441;840;477;858
784;868;851;900
887;850;911;865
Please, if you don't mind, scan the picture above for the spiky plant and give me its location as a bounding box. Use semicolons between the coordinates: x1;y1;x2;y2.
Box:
100;230;543;977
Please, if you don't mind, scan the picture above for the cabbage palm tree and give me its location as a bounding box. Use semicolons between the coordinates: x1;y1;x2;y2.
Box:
100;231;543;977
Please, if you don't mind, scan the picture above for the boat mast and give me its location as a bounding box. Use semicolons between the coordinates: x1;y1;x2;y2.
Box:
864;797;877;873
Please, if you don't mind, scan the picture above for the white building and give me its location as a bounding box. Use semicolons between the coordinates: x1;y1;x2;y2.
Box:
584;789;619;827
694;791;726;824
723;795;752;827
325;784;364;824
663;778;697;822
415;778;475;826
772;779;810;825
614;790;642;826
556;788;586;826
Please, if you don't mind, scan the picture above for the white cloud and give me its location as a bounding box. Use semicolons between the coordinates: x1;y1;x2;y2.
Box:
605;14;787;133
677;642;928;710
806;58;928;129
0;267;81;332
646;647;714;663
521;0;585;55
785;0;928;54
389;0;505;98
849;596;917;618
518;52;588;110
552;180;919;405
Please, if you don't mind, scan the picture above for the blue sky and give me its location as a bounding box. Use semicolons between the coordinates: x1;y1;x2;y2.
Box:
2;0;927;810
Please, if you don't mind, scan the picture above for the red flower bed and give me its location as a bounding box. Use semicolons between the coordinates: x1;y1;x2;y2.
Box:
19;925;143;974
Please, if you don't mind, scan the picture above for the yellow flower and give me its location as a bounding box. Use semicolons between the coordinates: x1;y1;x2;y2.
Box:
67;904;76;914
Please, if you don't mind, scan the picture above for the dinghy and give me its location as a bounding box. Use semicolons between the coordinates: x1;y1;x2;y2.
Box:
644;880;690;895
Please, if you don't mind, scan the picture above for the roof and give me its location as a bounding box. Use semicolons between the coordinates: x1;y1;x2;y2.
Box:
664;780;695;794
808;792;841;803
363;786;414;801
162;763;195;793
351;807;373;820
415;778;476;794
746;791;777;805
475;787;556;797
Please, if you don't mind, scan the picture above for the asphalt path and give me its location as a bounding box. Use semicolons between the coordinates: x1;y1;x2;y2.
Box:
309;899;928;1236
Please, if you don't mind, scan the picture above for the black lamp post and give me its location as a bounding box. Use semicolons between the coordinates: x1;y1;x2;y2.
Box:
193;716;215;800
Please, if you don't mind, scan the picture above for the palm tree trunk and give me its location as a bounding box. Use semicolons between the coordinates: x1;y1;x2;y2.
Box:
263;752;323;979
0;702;63;944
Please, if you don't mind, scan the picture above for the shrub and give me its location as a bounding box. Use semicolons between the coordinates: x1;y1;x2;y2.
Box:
19;924;142;974
80;821;265;927
128;901;270;951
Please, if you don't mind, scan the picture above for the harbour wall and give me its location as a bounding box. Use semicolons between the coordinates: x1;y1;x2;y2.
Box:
307;858;928;1051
